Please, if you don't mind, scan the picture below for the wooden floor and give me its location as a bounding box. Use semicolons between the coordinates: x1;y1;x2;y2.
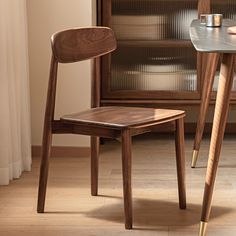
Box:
1;134;236;236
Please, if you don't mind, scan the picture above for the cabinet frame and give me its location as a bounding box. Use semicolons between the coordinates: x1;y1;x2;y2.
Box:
97;0;236;106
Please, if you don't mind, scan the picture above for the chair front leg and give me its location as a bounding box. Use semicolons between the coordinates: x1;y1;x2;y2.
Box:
91;136;100;196
37;128;52;213
121;129;132;229
175;118;187;209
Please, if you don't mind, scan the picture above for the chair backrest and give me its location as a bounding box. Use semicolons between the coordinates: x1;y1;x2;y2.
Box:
44;27;116;125
51;27;117;63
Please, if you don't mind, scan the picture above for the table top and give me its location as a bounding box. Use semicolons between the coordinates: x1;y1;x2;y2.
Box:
190;19;236;53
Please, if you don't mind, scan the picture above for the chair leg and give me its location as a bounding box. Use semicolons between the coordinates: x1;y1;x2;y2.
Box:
175;118;186;209
121;129;132;229
192;53;219;168
91;136;100;196
37;130;52;213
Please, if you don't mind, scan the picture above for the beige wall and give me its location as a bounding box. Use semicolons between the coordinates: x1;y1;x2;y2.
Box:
27;0;96;147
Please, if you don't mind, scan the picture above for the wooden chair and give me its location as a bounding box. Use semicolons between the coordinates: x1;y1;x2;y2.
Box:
37;27;187;229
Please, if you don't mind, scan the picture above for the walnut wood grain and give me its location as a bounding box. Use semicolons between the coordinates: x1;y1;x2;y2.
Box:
61;107;185;128
190;18;236;235
192;53;219;166
201;53;235;224
52;120;121;138
91;136;99;196
91;57;101;196
198;0;211;17
121;128;132;229
37;56;58;213
175;118;186;210
38;27;186;229
91;57;101;108
52;27;117;63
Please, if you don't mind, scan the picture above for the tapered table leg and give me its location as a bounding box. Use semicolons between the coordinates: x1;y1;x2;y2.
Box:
199;53;235;236
192;53;219;168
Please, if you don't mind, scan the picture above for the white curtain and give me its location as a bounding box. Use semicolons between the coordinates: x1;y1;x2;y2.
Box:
0;0;31;185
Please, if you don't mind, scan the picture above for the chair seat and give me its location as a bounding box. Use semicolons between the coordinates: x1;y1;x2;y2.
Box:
61;106;185;128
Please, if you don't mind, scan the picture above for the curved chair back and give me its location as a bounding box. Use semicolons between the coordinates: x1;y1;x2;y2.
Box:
51;27;117;63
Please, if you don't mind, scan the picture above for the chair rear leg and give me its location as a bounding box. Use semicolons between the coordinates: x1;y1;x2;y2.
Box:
91;136;100;196
121;129;132;229
175;118;187;209
37;130;52;213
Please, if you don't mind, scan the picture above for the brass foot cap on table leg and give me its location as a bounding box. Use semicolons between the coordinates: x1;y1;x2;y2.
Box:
199;221;208;236
191;150;199;168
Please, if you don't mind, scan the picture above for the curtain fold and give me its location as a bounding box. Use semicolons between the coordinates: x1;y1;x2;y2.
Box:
0;0;32;185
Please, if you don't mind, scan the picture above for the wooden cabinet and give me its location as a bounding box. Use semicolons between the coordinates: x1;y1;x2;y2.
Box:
96;0;236;132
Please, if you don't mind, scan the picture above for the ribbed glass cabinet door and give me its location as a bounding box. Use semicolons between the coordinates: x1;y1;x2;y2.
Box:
109;0;198;92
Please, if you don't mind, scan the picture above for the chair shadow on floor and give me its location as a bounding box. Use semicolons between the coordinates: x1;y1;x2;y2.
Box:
80;194;233;230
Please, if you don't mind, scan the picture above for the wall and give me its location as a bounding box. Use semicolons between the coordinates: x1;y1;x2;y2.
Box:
27;0;96;147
